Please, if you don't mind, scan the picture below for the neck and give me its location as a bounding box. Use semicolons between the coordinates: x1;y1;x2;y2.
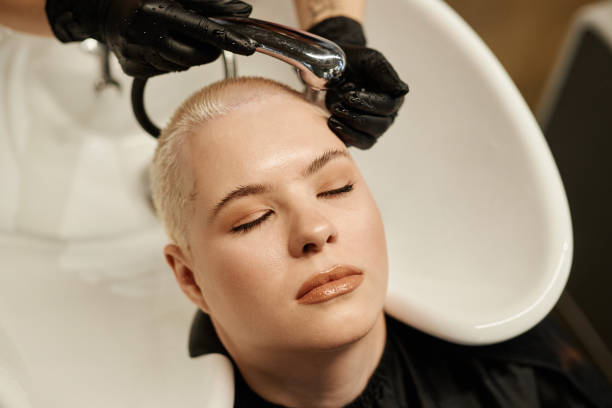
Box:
222;312;386;408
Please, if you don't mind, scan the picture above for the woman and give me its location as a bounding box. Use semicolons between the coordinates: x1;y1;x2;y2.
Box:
150;77;611;407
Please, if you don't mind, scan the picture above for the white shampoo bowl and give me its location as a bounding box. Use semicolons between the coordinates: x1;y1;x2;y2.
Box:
355;0;573;345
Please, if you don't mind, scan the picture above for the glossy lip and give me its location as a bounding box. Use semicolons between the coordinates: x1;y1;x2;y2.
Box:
296;265;363;304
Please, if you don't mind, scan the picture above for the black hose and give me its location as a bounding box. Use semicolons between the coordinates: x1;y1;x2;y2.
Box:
131;77;161;138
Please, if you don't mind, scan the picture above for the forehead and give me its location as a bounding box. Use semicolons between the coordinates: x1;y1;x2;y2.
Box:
185;94;347;202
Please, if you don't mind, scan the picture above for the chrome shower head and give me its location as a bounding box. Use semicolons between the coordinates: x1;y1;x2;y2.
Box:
131;16;347;138
211;17;346;90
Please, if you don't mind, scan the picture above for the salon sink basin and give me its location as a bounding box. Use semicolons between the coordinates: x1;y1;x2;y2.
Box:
353;0;572;346
0;0;571;406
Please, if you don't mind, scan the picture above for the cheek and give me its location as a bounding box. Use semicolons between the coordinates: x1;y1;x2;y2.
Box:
197;238;286;310
366;201;388;259
342;190;388;269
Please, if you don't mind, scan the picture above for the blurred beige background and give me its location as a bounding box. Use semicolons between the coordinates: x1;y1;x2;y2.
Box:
446;0;600;110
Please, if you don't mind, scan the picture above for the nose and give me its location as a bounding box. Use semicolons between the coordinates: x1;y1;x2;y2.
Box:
288;207;338;257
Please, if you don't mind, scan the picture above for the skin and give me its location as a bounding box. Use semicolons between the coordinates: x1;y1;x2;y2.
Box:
0;0;53;36
293;0;365;28
165;90;389;407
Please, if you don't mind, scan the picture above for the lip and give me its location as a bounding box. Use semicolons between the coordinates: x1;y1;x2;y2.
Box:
296;265;364;305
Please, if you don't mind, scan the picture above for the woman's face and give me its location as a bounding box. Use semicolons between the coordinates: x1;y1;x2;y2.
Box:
176;93;388;352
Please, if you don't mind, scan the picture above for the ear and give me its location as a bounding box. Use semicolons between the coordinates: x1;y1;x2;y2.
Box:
164;244;210;314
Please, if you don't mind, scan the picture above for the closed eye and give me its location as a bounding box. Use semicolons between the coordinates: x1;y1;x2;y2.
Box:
317;182;354;198
230;182;355;234
231;209;274;234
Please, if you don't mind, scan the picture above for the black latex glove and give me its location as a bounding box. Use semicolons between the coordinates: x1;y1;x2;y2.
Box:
309;17;409;149
45;0;256;78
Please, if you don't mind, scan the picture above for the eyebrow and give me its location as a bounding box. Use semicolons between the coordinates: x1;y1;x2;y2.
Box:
209;149;351;222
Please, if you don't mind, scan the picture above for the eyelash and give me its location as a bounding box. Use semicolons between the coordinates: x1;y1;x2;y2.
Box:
230;182;355;234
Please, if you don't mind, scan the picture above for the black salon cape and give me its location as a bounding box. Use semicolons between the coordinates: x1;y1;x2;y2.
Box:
189;311;612;407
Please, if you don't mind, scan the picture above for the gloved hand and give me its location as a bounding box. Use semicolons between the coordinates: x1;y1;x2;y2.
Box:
309;17;408;149
45;0;256;78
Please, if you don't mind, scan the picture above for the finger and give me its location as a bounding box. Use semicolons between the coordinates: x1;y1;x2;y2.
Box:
330;103;394;137
144;50;188;73
324;80;356;106
158;37;221;66
120;59;164;78
179;0;252;17
158;7;255;55
117;45;167;77
325;89;342;112
340;91;405;116
346;47;409;96
328;117;377;150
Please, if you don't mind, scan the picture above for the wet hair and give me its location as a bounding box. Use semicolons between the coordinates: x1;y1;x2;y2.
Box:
149;77;310;251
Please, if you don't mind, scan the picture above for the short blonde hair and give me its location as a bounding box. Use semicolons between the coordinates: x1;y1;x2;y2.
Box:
150;77;308;251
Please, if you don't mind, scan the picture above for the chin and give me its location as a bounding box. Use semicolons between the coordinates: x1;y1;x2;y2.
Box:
299;296;384;351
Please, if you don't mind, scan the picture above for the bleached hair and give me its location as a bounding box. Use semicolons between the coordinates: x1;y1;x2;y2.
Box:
149;77;308;251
